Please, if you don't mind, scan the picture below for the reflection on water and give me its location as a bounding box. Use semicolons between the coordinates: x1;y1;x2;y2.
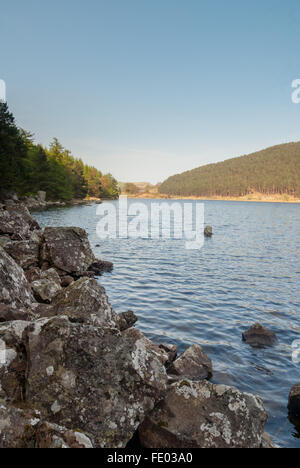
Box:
33;199;300;448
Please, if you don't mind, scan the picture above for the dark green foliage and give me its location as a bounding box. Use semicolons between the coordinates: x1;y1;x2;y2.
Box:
0;102;119;201
0;102;27;198
159;143;300;198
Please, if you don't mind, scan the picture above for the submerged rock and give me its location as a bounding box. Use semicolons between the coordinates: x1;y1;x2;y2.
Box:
242;323;278;348
288;383;300;418
168;344;212;381
139;380;268;448
25;316;168;448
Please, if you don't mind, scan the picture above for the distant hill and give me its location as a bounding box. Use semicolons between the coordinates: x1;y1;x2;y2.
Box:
159;142;300;198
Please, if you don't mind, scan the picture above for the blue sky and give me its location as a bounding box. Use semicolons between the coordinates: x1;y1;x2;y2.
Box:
1;0;300;183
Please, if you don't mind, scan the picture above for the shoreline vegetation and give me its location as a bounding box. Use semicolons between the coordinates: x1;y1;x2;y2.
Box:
0;102;119;203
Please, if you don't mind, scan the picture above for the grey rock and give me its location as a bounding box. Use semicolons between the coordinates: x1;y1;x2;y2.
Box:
0;246;35;308
25;316;168;448
139;379;268;448
159;343;178;366
51;277;118;326
41;227;96;275
4;240;40;270
242;323;278;348
204;226;213;237
117;310;138;331
168;344;212;381
0;320;30;403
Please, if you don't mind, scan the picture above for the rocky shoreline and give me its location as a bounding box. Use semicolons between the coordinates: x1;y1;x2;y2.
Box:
0;202;281;448
1;191;103;212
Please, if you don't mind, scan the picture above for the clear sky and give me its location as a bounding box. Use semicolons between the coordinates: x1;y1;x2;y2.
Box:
1;0;300;183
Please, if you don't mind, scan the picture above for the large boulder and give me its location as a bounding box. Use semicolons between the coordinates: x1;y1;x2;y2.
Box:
0;246;35;308
0;320;29;403
139;379;268;448
288;383;300;418
4;240;40;270
242;323;278;348
41;227;96;275
51;277;118;326
25;316;168;448
168;344;212;381
0;205;40;240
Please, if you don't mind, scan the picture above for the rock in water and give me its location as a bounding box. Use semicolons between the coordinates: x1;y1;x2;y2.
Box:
288;383;300;418
41;227;96;275
204;226;213;237
242;323;278;348
25;316;168;448
0;246;35;308
139;380;268;448
168;344;213;381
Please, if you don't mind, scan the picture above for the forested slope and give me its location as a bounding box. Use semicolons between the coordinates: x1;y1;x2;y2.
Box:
159;143;300;198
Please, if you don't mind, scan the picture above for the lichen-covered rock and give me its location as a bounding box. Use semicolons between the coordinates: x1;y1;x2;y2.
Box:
50;277;118;326
41;227;96;275
122;327;170;368
0;320;30;403
60;276;74;288
242;323;278;348
117;310;138;331
25;316;168;447
0;205;40;240
35;421;93;448
159;343;178;366
288;383;300;418
31;278;62;304
4;240;40;270
0;246;35;308
167;344;212;381
0;404;41;448
139;380;268;448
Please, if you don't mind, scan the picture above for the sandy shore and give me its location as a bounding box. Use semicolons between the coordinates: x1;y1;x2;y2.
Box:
123;193;300;204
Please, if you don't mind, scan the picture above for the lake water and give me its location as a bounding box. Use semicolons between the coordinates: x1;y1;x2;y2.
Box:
33;198;300;448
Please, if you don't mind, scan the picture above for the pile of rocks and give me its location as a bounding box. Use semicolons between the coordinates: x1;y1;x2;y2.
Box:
0;204;275;448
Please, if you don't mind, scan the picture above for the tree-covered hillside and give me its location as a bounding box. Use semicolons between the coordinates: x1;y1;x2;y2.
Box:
0;102;119;201
159;143;300;198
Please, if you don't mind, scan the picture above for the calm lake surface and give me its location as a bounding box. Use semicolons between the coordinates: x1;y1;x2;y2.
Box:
33;199;300;448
